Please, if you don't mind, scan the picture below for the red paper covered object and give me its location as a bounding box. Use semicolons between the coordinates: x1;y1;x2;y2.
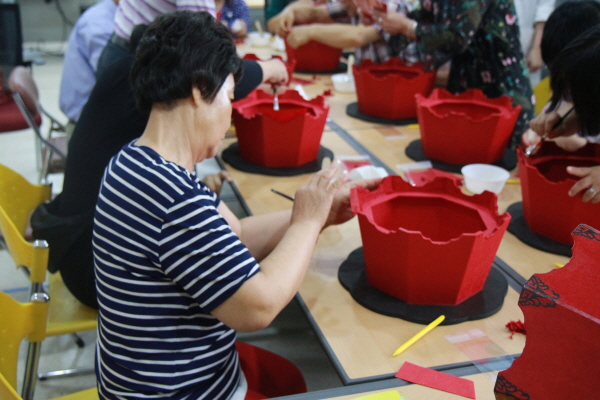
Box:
353;58;436;119
350;174;510;305
232;89;329;167
416;88;521;165
495;224;600;399
518;141;600;245
285;40;342;72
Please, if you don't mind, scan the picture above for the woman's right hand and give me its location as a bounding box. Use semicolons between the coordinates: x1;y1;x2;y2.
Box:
258;59;289;86
291;165;347;229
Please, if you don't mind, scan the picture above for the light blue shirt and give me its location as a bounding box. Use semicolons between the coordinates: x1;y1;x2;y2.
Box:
59;0;117;121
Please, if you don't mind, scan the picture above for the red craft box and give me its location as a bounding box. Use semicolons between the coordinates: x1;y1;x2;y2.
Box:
285;40;342;72
353;58;436;119
351;174;510;305
495;224;600;400
232;89;329;167
518;142;600;245
242;53;296;85
416;88;521;165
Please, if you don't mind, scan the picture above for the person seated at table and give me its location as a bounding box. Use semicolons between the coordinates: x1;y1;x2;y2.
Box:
268;0;418;65
355;0;534;148
31;22;288;309
217;0;251;38
93;10;381;399
529;25;600;203
523;0;600;152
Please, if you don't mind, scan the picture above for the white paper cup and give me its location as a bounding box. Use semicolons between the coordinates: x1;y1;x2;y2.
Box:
461;164;510;194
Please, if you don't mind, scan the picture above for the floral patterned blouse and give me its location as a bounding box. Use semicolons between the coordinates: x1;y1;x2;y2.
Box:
394;0;533;142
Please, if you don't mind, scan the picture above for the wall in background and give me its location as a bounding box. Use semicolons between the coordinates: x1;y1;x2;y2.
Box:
18;0;265;46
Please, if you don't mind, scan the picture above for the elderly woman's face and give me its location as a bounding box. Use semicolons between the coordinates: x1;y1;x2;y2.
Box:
200;74;235;159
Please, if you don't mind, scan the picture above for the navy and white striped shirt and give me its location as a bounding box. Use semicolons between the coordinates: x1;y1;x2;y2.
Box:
94;142;260;399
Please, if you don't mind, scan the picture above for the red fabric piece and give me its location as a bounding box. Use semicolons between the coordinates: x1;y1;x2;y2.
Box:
323;89;333;96
506;319;526;339
395;362;476;399
237;341;307;400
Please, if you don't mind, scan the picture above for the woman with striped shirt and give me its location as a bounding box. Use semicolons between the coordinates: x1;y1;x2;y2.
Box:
93;11;380;399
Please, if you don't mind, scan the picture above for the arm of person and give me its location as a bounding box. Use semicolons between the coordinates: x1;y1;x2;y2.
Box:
527;21;545;73
212;169;382;332
268;1;334;36
233;59;288;101
286;23;382;49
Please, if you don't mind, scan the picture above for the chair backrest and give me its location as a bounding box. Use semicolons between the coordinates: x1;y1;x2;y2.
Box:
8;66;40;120
0;370;21;400
0;3;24;90
533;76;551;116
0;164;52;284
0;291;49;395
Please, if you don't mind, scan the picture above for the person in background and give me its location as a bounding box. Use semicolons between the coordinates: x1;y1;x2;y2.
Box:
514;0;553;87
31;19;286;309
94;10;381;399
217;0;251;38
524;1;600;152
359;0;534;147
59;0;117;131
529;25;600;203
270;0;419;65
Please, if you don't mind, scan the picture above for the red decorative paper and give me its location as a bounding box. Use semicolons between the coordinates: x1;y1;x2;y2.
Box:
505;320;526;339
351;173;510;305
285;40;342;72
416;88;521;165
353;58;436;119
518;141;600;245
495;224;600;399
232;89;329;167
396;362;476;399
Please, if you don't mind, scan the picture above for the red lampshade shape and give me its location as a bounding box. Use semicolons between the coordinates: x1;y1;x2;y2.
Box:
285;40;342;72
353;58;436;119
232;89;329;167
350;174;510;305
495;224;600;400
416;88;521;165
518;142;600;245
242;53;296;85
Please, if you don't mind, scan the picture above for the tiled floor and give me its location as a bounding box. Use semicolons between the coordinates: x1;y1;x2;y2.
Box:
1;54;342;399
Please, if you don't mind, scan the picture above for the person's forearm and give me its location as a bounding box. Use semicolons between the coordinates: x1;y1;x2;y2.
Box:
239;210;291;260
306;24;381;48
531;21;544;50
294;4;333;24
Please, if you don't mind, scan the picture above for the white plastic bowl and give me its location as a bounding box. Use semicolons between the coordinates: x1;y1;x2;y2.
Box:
248;32;270;47
331;73;356;93
461;164;510;194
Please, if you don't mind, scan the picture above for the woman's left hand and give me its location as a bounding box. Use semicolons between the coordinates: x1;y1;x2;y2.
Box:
203;171;233;195
567;165;600;203
325;178;382;227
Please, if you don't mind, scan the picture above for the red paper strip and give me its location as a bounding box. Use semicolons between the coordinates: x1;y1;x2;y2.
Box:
395;362;476;399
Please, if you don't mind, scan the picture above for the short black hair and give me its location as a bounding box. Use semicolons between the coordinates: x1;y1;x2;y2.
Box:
549;25;600;137
131;11;242;113
541;1;600;68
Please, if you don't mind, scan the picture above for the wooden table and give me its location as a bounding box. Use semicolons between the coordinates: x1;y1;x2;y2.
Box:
221;43;571;387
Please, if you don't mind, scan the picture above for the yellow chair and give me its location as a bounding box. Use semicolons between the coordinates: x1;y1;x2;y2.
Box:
0;292;98;400
533;76;551;116
0;164;97;382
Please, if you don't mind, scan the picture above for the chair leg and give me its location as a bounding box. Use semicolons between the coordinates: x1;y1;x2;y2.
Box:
38;366;95;381
22;342;42;400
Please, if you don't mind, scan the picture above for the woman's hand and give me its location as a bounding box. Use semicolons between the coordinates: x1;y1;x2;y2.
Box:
553;135;588;152
286;26;312;48
325;178;383;228
529;103;579;139
567;165;600;203
372;9;411;35
268;9;296;37
291;165;347;229
257;59;289;86
202;171;233;195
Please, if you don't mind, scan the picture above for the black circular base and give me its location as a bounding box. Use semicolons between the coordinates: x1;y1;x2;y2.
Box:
405;139;517;174
338;247;508;325
221;142;334;176
506;202;572;257
295;62;347;75
346;102;418;126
